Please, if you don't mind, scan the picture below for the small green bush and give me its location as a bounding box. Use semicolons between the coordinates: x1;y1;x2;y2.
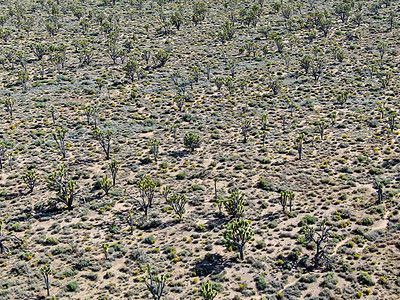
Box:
255;276;268;291
65;281;79;292
362;216;374;226
176;172;186;180
358;272;374;286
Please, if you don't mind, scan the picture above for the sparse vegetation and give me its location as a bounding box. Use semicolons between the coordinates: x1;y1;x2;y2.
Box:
0;0;398;298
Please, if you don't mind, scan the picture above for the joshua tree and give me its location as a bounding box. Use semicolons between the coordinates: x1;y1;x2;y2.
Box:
0;219;22;254
240;119;251;143
271;34;284;53
145;265;170;300
295;133;306;160
259;114;268;147
100;175;113;195
224;188;246;219
311;58;324;81
167;193;188;222
213;177;219;200
102;243;109;259
142;49;152;65
377;42;387;60
47;165;80;210
153;50;170;67
31;43;48;60
218;21;235;43
257;25;272;39
268;77;281;95
184;131;201;152
337;90;350;107
279;190;296;212
22;169;39;193
52;127;67;158
387;110;397;132
132;175;157;216
303;220;333;268
374;180;384;204
127;210;136;234
378;71;392;89
93;129;113;160
108;160;120;186
174;95;186;112
3;98;15;118
17;68;29;89
334;2;352;23
315;120;328;140
300;55;312;74
40;265;52;297
170;11;184;30
124;59;140;82
223;219;254;260
279;190;287;212
161;186;171;202
0;140;13;171
50;105;56;124
148;138;160;161
201;281;219;300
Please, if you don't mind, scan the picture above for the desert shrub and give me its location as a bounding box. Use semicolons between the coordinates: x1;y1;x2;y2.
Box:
136;218;161;230
184;131;201;151
257;178;277;191
256;240;266;249
254;276;268;291
75;258;91;270
299;215;317;226
299;274;317;283
82;272;98;281
10;262;29;276
321;272;338;288
144;234;156;244
65;281;79;292
369;205;385;216
176;172;186;180
358;272;374;286
362;216;374;226
268;220;278;228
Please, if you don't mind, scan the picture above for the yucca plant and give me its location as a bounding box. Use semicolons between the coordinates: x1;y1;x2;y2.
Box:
167;193;188;222
100;175;113;195
223;219;254;260
47;165;80;210
224;188;246;219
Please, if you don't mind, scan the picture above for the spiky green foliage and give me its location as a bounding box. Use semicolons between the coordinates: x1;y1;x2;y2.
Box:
108;160;120;186
22;169;39;193
148;138;161;161
279;190;296;212
241;119;251;143
133;175;157;216
224;189;246;219
303;220;333;268
2;97;15;118
167;193;188;222
295;132;306;160
40;265;53;297
47;165;79;210
0;140;13;170
100;175;113;195
184;131;201;152
52;127;67;158
93;128;113;160
223;219;254;260
145;265;170;300
201;281;218;300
